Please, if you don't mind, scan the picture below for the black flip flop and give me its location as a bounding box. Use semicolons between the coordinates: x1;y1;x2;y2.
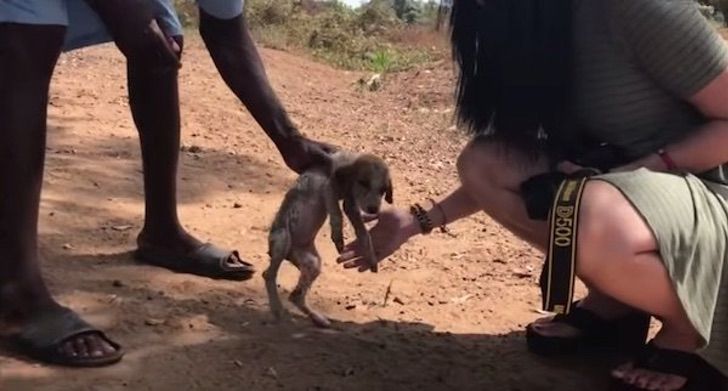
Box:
135;242;255;281
11;306;124;367
526;301;650;356
611;341;728;391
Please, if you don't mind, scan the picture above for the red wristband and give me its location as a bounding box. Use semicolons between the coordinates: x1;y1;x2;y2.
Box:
657;149;677;171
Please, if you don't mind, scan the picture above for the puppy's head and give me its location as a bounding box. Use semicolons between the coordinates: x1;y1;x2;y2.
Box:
335;154;393;215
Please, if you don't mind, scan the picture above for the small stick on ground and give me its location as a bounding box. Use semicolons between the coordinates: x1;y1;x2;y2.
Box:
383;279;394;307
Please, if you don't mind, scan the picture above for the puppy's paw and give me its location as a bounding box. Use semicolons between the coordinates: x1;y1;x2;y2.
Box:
309;312;332;328
271;308;292;324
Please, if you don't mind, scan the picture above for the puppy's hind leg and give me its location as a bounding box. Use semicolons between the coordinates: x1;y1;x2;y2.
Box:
289;247;330;328
264;229;291;323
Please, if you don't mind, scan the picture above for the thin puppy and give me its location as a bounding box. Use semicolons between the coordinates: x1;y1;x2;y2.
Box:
263;151;392;327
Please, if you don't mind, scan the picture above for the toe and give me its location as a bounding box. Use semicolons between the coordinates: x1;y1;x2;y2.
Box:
60;340;77;358
85;334;109;358
663;375;688;391
73;336;90;358
634;369;658;389
646;376;668;391
226;253;254;271
225;254;240;267
100;338;118;355
623;368;642;385
612;362;634;379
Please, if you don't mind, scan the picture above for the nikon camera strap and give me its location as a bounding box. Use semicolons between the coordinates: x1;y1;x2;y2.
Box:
540;174;592;315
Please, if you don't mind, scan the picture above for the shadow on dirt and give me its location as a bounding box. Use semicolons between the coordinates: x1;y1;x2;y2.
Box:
1;252;623;391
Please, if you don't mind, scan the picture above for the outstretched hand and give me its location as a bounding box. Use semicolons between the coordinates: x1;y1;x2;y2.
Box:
336;208;420;272
279;135;338;174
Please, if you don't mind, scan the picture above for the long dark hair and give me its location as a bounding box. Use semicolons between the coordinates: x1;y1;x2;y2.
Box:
450;0;574;153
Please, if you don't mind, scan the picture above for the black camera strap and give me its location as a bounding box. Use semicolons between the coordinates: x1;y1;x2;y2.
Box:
540;173;593;315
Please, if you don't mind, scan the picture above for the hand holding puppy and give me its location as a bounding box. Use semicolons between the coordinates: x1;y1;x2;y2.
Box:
336;208;420;272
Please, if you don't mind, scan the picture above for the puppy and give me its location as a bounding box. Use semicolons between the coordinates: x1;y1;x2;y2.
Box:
263;151;393;327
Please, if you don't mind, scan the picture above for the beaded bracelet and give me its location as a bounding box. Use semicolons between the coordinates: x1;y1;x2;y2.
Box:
410;203;434;235
410;201;451;235
427;198;451;234
657;148;677;171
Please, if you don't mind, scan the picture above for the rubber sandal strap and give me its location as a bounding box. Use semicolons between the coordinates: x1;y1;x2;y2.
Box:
136;243;255;279
190;243;253;272
634;342;711;380
14;306;124;367
552;304;610;334
18;307;99;350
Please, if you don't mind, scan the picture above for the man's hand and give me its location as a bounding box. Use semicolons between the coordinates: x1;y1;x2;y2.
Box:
279;135;337;174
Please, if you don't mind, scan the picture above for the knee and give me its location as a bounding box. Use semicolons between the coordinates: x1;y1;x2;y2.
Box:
116;20;180;72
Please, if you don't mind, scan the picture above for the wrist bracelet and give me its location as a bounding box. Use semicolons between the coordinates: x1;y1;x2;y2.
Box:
427;198;450;234
410;203;434;235
657;149;677;171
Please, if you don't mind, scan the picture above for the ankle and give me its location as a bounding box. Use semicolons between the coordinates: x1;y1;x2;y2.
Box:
653;323;702;351
0;280;56;318
137;225;200;249
579;294;634;320
138;222;185;241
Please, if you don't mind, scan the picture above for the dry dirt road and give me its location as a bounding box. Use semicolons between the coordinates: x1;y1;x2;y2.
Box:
0;37;628;391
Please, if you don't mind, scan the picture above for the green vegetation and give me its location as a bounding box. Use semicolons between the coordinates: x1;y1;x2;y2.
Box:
173;0;447;73
698;0;728;25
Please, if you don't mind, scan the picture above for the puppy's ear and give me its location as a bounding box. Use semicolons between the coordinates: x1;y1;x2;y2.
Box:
385;177;393;204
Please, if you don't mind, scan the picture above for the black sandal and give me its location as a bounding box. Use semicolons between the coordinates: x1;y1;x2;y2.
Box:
611;341;728;390
526;301;650;356
135;242;256;281
10;306;124;367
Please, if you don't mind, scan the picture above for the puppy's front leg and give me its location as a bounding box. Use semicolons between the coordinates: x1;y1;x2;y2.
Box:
343;196;378;273
324;186;345;254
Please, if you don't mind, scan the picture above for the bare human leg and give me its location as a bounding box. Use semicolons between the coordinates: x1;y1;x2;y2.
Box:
0;23;121;366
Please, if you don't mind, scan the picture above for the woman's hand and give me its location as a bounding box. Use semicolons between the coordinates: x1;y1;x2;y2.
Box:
336;208;421;272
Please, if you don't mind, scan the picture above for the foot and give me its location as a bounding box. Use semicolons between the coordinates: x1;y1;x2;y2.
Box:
0;286;122;366
269;302;292;324
136;226;254;279
529;295;631;338
611;325;702;390
137;225;203;256
308;311;331;328
289;293;330;328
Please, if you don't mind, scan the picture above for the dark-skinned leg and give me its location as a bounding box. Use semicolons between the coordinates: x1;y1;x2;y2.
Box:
82;0;190;251
82;0;252;278
0;23;119;363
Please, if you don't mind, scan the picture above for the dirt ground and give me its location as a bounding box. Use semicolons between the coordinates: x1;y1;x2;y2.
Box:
0;37;629;391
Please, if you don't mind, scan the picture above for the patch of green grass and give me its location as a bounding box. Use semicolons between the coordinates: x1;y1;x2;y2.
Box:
370;49;394;73
174;0;439;73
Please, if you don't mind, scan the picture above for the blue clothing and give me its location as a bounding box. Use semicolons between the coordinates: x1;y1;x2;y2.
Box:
0;0;244;50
